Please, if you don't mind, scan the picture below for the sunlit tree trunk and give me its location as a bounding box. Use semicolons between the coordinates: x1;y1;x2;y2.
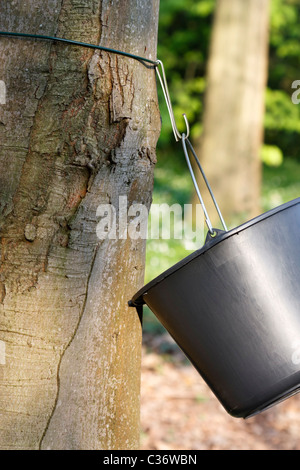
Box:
0;0;160;450
195;0;270;226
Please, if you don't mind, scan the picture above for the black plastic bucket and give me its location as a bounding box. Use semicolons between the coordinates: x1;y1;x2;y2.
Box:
130;198;300;418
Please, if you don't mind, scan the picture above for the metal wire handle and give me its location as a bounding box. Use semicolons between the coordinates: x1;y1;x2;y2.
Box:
155;59;227;235
181;135;228;235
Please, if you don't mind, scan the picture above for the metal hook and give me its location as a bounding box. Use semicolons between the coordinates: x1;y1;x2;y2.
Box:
155;60;190;142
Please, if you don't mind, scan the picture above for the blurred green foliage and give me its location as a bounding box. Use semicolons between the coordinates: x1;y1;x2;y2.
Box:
260;144;283;167
157;0;215;146
266;0;300;159
156;0;300;161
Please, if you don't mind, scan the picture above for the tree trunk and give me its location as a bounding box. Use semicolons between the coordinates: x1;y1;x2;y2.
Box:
195;0;270;226
0;0;160;450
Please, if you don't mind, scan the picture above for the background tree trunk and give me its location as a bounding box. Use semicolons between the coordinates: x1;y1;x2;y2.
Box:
195;0;270;227
0;0;160;450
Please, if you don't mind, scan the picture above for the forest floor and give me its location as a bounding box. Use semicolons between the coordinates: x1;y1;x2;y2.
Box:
140;332;300;451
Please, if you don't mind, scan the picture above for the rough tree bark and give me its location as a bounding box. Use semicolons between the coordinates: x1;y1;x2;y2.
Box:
195;0;270;225
0;0;160;450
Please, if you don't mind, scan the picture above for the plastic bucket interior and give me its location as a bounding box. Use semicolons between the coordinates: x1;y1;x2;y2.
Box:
130;198;300;418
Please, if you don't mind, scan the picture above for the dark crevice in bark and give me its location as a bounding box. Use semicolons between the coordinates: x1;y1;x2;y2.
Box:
39;241;100;449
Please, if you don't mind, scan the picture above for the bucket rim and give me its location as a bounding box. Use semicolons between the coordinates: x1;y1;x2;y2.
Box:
130;197;300;306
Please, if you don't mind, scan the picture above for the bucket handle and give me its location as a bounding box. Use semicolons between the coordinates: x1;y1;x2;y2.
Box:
156;60;227;236
181;135;228;236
